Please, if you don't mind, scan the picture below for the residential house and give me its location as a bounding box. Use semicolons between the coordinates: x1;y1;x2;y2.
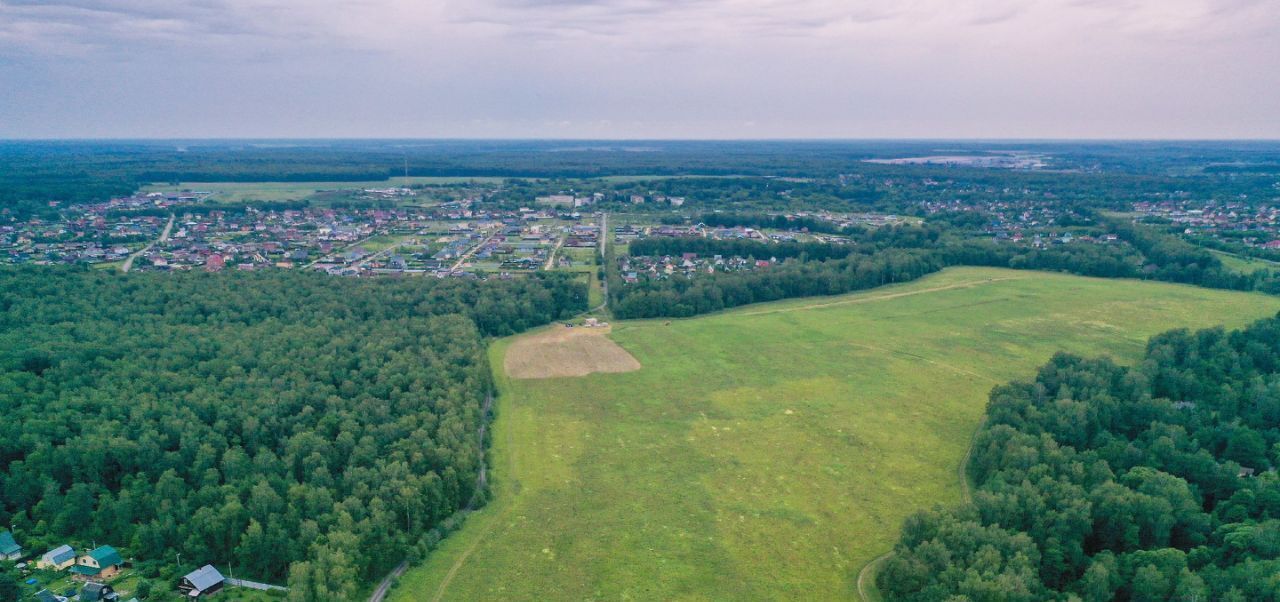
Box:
0;530;20;561
37;544;76;570
80;582;119;602
205;254;225;273
179;565;226;598
33;590;68;602
71;546;124;580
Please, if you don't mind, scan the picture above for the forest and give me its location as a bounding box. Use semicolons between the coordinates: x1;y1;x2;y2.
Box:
879;314;1280;601
0;268;585;599
7;140;1280;219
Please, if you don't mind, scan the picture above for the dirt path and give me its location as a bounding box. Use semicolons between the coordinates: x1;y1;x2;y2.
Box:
544;233;566;270
429;514;500;602
120;214;174;273
857;552;892;602
371;391;494;602
853;374;993;602
367;561;408;602
429;388;513;602
741;277;1023;316
844;290;1002;602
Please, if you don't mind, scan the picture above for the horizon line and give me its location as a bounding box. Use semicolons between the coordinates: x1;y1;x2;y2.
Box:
4;137;1280;144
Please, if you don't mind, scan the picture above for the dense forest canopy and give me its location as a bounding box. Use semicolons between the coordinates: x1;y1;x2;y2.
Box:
5;140;1280;218
880;315;1280;601
0;268;584;598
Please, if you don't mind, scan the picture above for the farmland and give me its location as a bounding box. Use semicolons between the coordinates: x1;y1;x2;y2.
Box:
391;267;1280;601
140;177;506;203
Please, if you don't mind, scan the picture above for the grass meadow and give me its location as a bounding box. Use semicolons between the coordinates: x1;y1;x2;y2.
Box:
391;267;1280;601
141;177;506;203
1211;249;1280;274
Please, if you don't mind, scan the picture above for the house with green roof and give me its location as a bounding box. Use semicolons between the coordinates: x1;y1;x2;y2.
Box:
0;530;21;561
71;545;124;580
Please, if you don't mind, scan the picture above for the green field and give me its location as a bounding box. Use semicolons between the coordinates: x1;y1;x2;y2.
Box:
1211;249;1280;274
391;267;1280;601
141;177;507;203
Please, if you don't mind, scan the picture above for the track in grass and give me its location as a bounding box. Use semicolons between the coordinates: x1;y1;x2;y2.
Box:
393;267;1280;601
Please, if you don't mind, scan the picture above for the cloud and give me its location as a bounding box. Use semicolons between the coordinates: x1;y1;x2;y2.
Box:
2;0;1275;56
0;0;1276;138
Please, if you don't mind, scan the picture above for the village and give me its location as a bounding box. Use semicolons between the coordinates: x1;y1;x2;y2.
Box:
2;530;250;601
1131;199;1280;249
0;191;609;280
618;252;778;283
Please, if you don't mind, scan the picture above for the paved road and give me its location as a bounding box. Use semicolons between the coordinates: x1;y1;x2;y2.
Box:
450;229;498;272
599;212;607;255
227;577;287;592
121;214;175;273
596;213;609;312
302;233;380;270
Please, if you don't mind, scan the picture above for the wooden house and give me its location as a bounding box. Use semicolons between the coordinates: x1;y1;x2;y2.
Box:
71;546;124;580
179;565;226;598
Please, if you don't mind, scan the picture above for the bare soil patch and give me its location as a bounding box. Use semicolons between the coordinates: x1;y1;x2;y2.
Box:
504;326;641;379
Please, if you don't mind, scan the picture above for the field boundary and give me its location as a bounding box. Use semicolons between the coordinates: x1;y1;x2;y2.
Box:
740;277;1023;316
855;415;989;602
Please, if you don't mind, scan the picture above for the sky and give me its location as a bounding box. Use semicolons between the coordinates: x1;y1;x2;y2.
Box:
0;0;1278;139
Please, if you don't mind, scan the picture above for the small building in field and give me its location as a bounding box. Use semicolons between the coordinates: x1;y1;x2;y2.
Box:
80;582;120;602
0;530;20;561
71;546;124;580
37;544;76;570
179;564;226;598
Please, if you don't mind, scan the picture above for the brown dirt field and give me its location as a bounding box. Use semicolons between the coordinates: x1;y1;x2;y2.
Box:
504;326;641;379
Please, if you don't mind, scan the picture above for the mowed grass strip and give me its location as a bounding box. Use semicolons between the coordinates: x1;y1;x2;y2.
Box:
393;267;1280;601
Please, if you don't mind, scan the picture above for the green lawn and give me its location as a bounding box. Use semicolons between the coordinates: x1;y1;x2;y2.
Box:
393;267;1280;601
360;234;409;253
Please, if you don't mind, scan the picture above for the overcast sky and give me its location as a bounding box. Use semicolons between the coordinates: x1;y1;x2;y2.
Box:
1;0;1278;139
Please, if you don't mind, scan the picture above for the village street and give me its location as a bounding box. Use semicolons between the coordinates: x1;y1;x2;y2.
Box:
120;213;175;273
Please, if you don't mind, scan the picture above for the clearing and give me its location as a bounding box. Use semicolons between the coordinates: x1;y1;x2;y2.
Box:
504;325;641;379
392;267;1280;601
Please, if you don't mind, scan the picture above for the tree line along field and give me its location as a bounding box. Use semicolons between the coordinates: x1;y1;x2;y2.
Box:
0;268;586;600
389;267;1280;601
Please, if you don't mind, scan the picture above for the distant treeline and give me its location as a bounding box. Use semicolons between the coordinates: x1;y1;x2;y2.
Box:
628;237;858;262
9;141;1280;219
697;212;858;235
880;315;1280;601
